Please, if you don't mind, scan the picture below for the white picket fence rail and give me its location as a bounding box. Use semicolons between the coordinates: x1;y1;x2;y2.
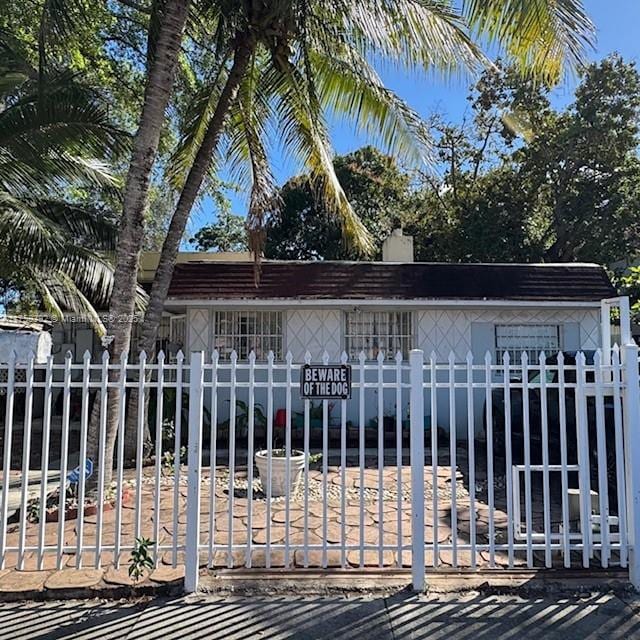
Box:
1;342;639;593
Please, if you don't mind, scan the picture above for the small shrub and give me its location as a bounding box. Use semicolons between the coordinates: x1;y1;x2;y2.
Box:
128;536;155;582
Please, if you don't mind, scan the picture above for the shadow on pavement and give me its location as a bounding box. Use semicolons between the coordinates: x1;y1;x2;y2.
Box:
0;590;638;639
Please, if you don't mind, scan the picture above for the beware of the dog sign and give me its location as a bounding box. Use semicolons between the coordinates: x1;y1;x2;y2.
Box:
300;364;352;400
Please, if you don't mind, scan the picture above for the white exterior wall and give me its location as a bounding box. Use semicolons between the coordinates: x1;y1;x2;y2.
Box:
0;330;52;364
415;308;599;436
187;305;600;360
416;308;600;361
185;304;601;436
186;308;212;353
286;309;342;361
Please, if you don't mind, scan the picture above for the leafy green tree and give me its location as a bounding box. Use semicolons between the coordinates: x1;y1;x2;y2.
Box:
419;56;640;265
264;147;420;260
615;266;640;324
191;210;248;252
0;1;149;130
263;56;640;269
517;55;640;263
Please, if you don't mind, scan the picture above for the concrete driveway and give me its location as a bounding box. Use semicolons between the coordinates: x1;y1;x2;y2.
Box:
2;590;640;639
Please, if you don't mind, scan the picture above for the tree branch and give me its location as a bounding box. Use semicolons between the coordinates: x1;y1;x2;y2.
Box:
472;114;498;182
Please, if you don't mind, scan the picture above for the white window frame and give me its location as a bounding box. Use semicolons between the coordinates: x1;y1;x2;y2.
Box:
213;310;284;360
494;323;562;364
344;310;413;361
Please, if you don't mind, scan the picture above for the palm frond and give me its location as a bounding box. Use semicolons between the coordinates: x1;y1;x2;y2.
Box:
0;89;129;159
166;61;229;190
310;47;434;167
38;200;118;250
229;54;280;265
267;55;374;256
0;71;29;96
336;0;485;75
223;51;275;192
38;0;89;70
37;279;65;321
0;197;117;303
0;30;37;92
0;75;128;196
38;270;106;336
0;153;120;200
463;0;595;82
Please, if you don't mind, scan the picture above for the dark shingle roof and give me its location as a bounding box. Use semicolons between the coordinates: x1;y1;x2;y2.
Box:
166;261;615;302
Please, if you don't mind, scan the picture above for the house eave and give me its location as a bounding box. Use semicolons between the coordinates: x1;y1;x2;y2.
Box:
163;297;603;309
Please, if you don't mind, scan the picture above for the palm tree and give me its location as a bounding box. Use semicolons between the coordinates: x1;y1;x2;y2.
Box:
71;0;192;480
135;0;595;362
92;0;594;468
0;45;130;333
117;0;484;455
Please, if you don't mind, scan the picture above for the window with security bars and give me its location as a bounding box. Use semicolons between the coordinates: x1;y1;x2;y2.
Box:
495;324;561;363
213;311;283;360
345;311;412;360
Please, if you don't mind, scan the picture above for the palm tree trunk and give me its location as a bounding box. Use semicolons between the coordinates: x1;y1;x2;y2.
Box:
109;0;191;361
86;0;190;490
137;36;254;360
121;35;254;461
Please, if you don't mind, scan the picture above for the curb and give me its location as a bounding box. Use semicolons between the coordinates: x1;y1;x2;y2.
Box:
0;569;634;602
0;578;185;603
198;568;636;598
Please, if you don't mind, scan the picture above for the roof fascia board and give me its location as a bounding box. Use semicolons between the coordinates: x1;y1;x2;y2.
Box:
164;298;601;309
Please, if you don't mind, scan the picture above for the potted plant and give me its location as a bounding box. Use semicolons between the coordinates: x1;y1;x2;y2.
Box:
255;448;306;498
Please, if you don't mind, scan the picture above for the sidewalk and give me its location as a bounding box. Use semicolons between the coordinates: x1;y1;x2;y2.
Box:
2;590;640;639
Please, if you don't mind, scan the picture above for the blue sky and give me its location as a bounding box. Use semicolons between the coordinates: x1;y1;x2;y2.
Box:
190;0;640;242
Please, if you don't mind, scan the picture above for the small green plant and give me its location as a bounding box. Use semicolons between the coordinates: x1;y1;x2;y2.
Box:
149;391;211;441
159;419;186;475
128;536;155;582
161;418;177;451
269;448;322;467
162;450;176;475
161;447;186;476
219;399;267;437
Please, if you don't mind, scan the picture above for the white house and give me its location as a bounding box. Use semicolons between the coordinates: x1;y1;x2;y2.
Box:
43;232;618;435
166;233;611;363
157;232;616;435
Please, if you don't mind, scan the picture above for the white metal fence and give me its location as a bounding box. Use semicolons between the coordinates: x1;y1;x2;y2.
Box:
0;350;189;573
1;342;639;593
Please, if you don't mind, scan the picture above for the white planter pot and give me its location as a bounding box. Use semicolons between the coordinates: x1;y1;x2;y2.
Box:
255;450;306;498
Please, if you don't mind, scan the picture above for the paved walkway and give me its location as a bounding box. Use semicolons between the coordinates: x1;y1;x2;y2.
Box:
2;591;640;639
3;460;577;577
